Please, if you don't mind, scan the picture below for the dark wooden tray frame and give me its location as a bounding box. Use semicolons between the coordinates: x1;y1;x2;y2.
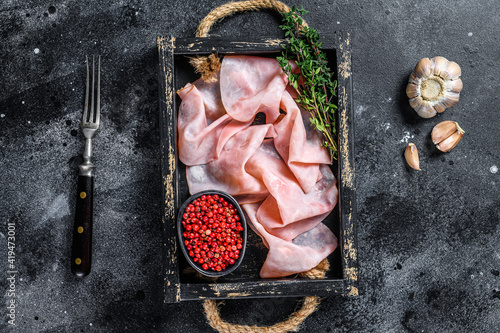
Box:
157;33;357;303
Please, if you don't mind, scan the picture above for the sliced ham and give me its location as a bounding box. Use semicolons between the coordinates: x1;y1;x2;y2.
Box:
243;202;337;278
220;55;288;123
177;83;251;166
192;73;226;124
177;55;338;278
274;89;331;193
186;125;271;204
246;140;337;241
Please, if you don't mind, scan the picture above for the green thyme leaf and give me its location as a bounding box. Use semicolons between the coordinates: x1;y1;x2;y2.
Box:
278;7;338;160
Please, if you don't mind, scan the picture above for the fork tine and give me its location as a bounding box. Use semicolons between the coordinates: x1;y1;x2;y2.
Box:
89;56;95;123
95;55;100;125
83;56;89;124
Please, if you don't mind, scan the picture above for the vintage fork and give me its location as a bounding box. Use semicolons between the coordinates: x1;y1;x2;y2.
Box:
71;56;100;277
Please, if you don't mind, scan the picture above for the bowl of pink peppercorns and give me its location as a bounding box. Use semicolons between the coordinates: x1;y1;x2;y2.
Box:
177;190;247;277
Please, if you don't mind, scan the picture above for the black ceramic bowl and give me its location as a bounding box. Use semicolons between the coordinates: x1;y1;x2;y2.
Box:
177;190;247;277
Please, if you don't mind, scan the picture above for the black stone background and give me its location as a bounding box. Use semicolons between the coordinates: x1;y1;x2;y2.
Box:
1;0;500;332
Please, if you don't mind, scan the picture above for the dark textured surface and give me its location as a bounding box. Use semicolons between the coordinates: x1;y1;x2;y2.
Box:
1;0;499;332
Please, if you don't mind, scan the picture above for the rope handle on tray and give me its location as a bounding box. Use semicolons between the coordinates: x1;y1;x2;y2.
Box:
204;296;320;333
203;258;330;333
189;0;307;82
191;1;325;332
195;0;307;38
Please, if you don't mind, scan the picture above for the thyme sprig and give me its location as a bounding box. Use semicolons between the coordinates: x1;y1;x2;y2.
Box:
277;6;338;161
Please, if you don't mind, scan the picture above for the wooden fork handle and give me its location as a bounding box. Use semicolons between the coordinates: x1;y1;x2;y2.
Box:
71;175;94;277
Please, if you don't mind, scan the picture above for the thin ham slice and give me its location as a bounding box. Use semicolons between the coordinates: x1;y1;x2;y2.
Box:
245;140;337;241
243;202;337;278
177;83;250;166
192;73;225;124
220;55;288;123
186;125;272;204
274;89;331;193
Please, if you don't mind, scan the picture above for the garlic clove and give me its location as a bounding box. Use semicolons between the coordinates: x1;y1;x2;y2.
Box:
409;96;423;110
405;143;420;170
408;72;421;85
441;61;461;80
414;99;437;118
414;58;432;78
406;83;419;99
444;78;463;93
431;120;458;144
432;91;459;113
433;102;447;113
431;56;449;76
432;121;465;152
442;91;460;109
436;131;463;152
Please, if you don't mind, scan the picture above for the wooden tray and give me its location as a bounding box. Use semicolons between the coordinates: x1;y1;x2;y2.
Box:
157;33;357;303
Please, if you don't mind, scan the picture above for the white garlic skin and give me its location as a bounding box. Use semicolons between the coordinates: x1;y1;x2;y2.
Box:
406;57;463;118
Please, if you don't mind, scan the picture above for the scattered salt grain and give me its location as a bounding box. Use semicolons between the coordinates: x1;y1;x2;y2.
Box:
399;131;414;143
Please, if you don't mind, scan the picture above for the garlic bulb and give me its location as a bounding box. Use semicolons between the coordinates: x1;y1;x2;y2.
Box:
405;143;420;170
406;57;463;118
431;120;465;152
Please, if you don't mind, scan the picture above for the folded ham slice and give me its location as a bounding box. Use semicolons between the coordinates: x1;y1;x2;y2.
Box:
274;89;331;193
220;55;288;123
177;55;338;278
177;83;251;166
192;73;225;124
243;202;337;279
246;140;337;241
186;125;272;204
